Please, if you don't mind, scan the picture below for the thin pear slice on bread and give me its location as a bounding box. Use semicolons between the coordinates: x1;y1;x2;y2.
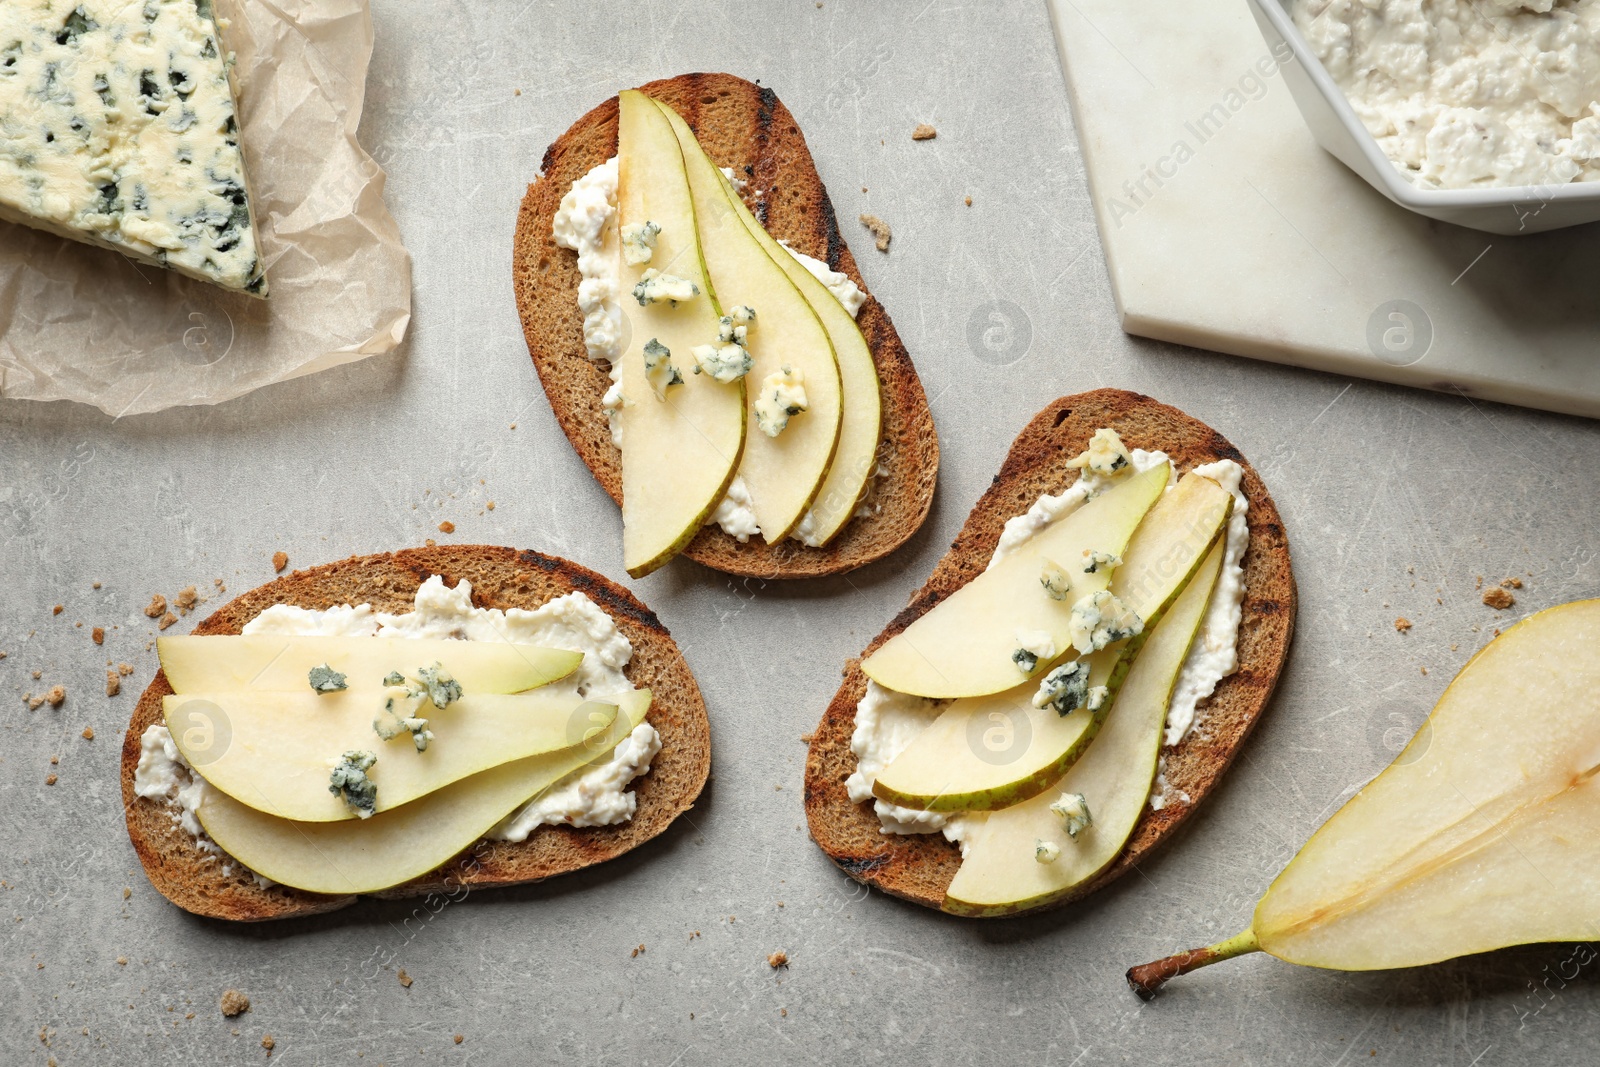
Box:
120;546;711;922
803;390;1297;916
514;71;937;579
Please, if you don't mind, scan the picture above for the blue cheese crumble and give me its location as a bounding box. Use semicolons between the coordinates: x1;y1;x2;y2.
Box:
0;0;268;295
619;220;659;265
1050;792;1092;839
307;664;347;693
1040;559;1072;601
1035;839;1061;864
1012;629;1056;675
631;267;698;306
328;750;378;818
1068;590;1142;655
1081;549;1123;575
1032;659;1091;715
1066;428;1131;477
753;364;808;437
642;337;682;398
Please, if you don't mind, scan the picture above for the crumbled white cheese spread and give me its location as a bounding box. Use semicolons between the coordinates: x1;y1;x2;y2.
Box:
133;576;659;869
1294;0;1600;188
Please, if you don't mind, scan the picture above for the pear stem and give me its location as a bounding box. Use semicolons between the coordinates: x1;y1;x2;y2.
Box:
1125;928;1260;1001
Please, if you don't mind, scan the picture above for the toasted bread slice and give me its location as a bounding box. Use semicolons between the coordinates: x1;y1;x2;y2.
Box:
803;390;1297;915
512;72;938;579
120;546;711;922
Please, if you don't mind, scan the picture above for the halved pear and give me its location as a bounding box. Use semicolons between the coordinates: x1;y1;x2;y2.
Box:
654;98;847;542
165;690;617;822
943;539;1225;916
1128;599;1600;998
157;636;581;694
196;690;653;895
871;473;1232;811
861;462;1169;699
616;89;746;577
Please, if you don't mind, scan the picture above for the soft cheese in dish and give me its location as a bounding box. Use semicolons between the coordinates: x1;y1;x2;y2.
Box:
1293;0;1600;189
846;428;1251;839
0;0;268;294
552;155;870;542
133;576;659;870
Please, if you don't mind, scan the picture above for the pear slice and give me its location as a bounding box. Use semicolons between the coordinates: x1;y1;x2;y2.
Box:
861;462;1170;699
871;473;1232;811
165;690;617;822
1127;599;1600;998
943;539;1225;916
196;690;653;894
157;636;581;694
653;98;845;542
616;89;746;577
716;164;880;545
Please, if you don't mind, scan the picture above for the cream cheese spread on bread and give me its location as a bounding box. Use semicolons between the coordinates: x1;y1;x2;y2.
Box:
134;576;659;873
553;156;868;545
846;429;1251;839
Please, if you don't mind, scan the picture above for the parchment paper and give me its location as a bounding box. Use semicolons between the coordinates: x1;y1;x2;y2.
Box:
0;0;412;417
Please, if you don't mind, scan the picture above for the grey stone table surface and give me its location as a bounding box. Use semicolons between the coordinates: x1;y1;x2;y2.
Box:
3;1;1598;1064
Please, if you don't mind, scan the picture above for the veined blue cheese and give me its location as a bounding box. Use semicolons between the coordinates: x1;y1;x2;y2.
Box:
619;220;659;265
642;337;682;398
631;267;698;306
1032;659;1091;715
1068;589;1142;654
0;0;268;295
1050;792;1092;839
753;364;807;437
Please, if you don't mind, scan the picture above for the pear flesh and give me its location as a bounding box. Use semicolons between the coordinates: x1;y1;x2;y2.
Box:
157;635;581;694
197;691;653;895
165;691;617;822
860;462;1170;699
1128;599;1600;997
716;158;881;545
943;538;1225;916
616;89;746;577
871;473;1233;812
655;97;843;543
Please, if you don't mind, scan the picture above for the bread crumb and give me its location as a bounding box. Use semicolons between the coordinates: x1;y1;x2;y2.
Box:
92;626;105;645
82;727;94;740
92;581;101;589
799;732;815;743
513;87;521;96
262;1034;275;1054
425;538;437;547
438;521;455;534
859;213;891;252
119;662;134;675
1475;575;1484;589
486;501;495;511
45;774;57;785
52;604;63;616
1500;576;1523;589
1393;617;1412;632
272;552;288;573
27;695;45;710
911;123;937;140
46;685;65;707
631;943;645;958
106;671;121;697
768;950;789;969
50;755;58;764
781;1008;788;1017
1482;587;1515;610
158;611;177;630
1421;666;1429;675
454;1035;464;1045
116;956;127;965
220;990;251;1017
124;887;132;899
174;586;198;614
964;195;972;206
689;930;700;940
144;594;167;618
397;969;412;989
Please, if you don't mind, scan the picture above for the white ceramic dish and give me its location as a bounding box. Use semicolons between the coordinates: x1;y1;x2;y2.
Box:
1246;0;1600;236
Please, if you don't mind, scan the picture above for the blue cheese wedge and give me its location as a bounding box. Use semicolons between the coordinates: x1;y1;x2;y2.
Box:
0;0;268;295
